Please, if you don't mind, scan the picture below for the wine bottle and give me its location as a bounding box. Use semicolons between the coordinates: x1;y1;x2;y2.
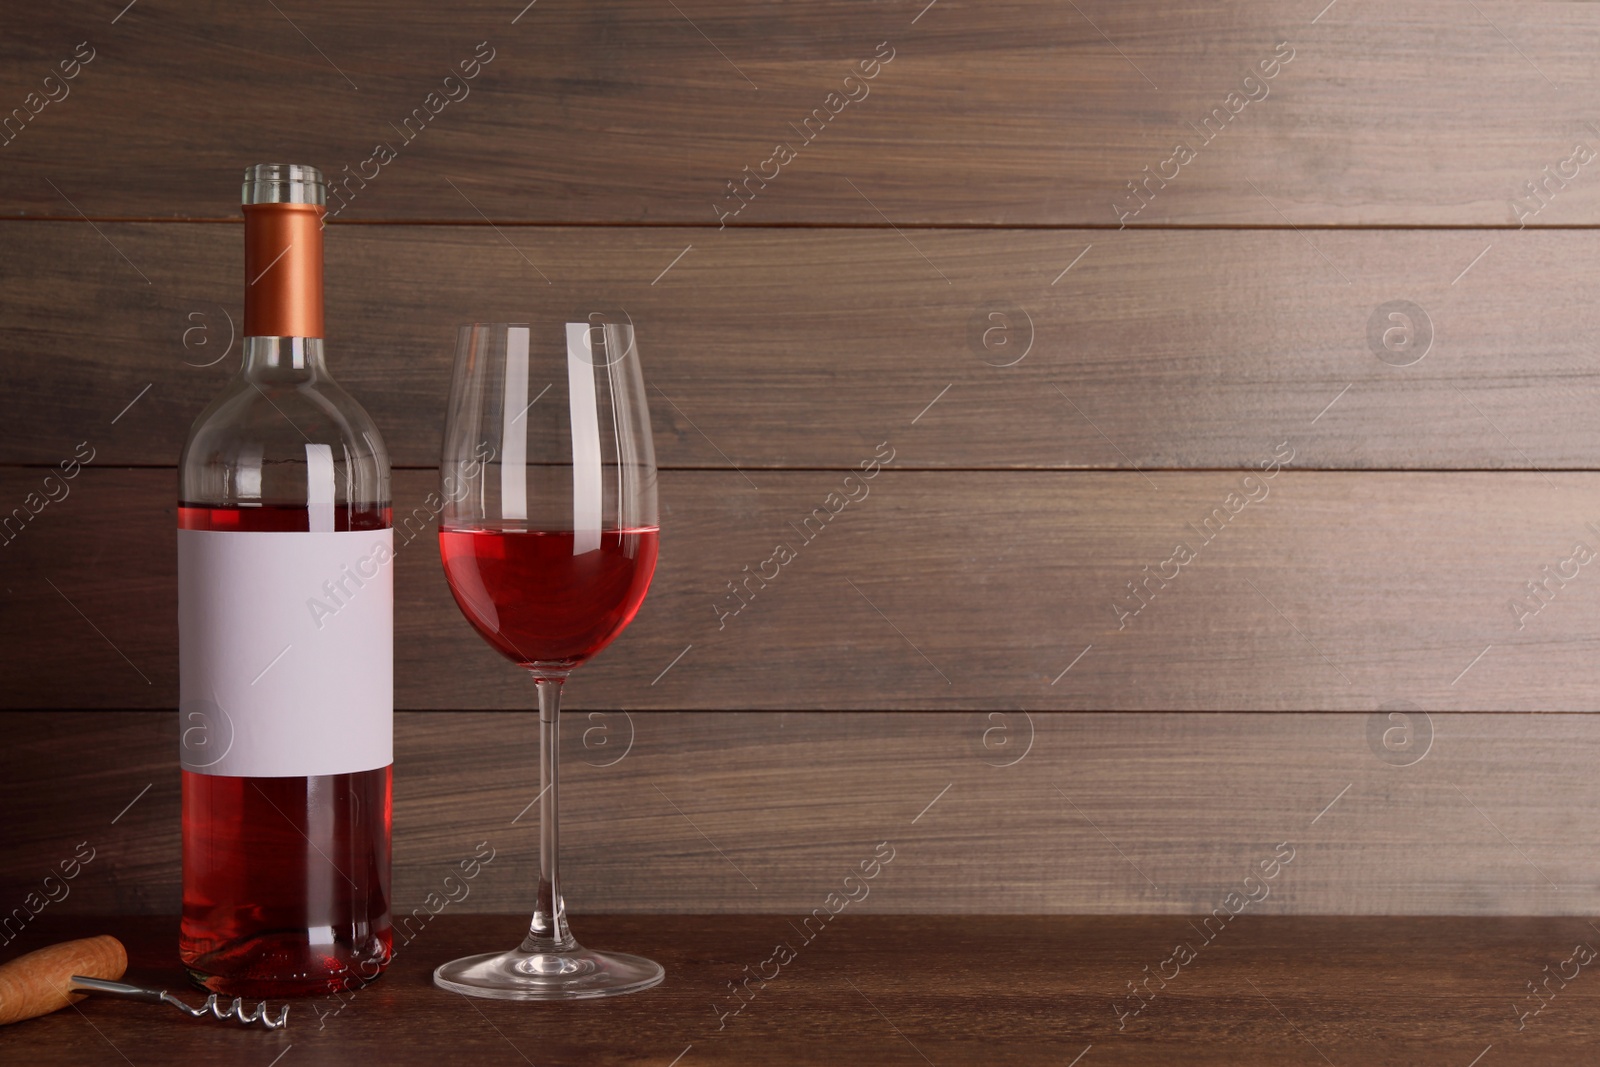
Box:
177;164;393;996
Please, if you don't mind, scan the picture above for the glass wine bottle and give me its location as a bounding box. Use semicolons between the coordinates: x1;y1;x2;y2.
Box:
177;164;393;996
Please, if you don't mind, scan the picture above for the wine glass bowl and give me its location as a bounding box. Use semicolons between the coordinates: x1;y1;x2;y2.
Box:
432;316;663;999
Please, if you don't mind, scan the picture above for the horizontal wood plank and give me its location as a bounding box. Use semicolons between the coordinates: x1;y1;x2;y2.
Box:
4;710;1599;917
4;223;1600;469
2;3;1599;225
8;913;1595;1065
5;468;1600;711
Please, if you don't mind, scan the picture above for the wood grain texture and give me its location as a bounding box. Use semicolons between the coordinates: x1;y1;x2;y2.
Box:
4;222;1600;470
6;914;1598;1066
9;913;1600;1067
3;0;1597;978
4;468;1600;711
0;934;125;1026
4;710;1597;917
3;2;1599;225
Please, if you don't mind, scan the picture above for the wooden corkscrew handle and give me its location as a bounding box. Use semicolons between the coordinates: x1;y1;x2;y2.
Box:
0;936;127;1025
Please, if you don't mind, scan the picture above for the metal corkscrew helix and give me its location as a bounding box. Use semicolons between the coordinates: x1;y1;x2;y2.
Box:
69;976;290;1030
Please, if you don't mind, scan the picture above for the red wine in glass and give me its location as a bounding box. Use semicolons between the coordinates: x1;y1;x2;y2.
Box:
439;527;657;668
433;317;664;1000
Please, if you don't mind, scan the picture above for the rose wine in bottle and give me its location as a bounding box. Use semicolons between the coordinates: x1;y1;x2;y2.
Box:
178;164;393;996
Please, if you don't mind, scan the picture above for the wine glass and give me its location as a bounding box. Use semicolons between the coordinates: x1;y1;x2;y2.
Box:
432;314;662;999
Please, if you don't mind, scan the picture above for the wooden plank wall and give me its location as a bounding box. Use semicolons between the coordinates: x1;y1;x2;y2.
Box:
3;0;1599;915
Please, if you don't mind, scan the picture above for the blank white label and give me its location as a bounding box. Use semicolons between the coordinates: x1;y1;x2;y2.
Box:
178;528;394;777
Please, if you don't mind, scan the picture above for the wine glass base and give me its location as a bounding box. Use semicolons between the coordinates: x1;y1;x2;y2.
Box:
433;944;665;1000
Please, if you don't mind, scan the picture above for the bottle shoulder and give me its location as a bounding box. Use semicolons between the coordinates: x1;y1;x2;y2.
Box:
180;371;390;506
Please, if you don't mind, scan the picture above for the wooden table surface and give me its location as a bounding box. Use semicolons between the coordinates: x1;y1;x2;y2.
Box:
6;914;1598;1064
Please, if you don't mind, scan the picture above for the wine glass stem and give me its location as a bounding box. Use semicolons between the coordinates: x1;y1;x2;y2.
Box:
524;677;577;953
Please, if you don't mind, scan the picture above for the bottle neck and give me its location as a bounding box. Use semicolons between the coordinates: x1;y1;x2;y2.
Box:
242;201;325;338
241;337;327;380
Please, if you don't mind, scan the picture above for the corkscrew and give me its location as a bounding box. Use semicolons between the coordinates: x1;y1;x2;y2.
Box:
68;976;289;1030
0;936;286;1030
